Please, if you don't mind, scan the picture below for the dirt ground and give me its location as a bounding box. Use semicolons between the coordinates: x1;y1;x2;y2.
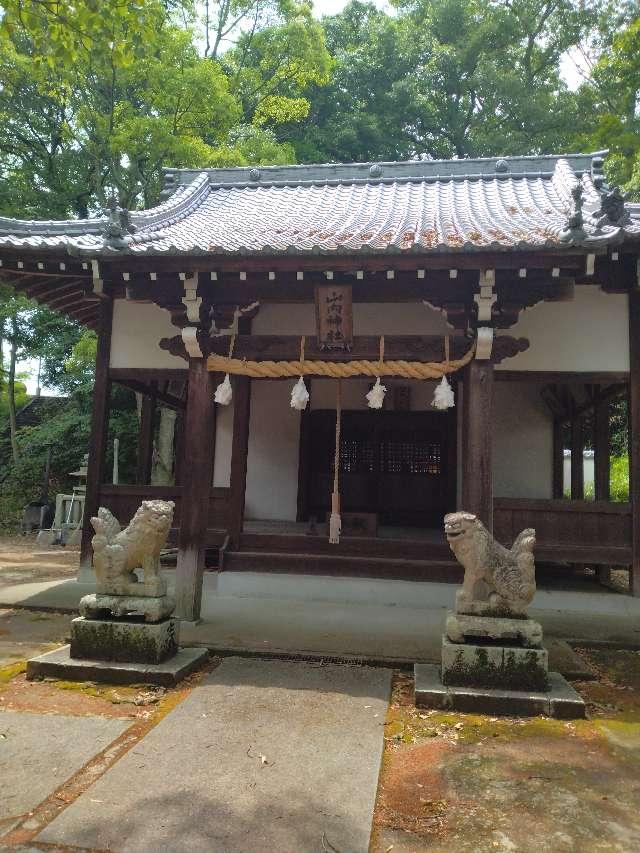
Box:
0;535;79;591
371;651;640;852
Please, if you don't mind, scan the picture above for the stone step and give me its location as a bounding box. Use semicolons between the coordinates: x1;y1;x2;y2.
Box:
223;549;462;582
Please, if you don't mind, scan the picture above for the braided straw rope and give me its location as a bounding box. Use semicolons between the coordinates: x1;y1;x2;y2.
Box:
207;339;475;380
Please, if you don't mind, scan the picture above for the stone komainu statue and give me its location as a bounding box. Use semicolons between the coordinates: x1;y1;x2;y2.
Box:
444;511;536;616
91;500;175;588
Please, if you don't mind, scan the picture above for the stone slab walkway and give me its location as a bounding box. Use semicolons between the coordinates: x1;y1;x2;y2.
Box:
38;658;391;852
0;710;128;826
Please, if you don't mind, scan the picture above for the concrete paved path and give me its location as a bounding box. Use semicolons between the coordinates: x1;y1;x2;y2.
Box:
2;572;639;662
0;710;128;827
38;658;392;853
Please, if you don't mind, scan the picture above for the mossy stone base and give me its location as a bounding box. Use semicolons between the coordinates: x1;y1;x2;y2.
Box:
27;644;208;687
70;616;178;664
415;663;585;718
441;636;549;692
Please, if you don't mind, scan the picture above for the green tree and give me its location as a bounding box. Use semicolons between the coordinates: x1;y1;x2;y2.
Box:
288;0;593;163
576;14;640;196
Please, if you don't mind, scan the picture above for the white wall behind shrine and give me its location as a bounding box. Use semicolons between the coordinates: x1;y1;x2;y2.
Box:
109;300;186;369
497;287;629;373
492;382;553;499
245;380;302;521
213;399;233;488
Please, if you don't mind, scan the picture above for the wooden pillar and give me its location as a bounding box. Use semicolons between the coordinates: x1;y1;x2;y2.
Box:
570;415;584;500
552;418;564;499
296;378;312;522
175;360;216;621
173;411;185;486
629;289;640;596
79;298;113;573
594;396;610;501
136;383;157;485
461;361;494;532
228;375;252;547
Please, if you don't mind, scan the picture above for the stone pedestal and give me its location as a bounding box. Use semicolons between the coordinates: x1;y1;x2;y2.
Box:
414;610;585;718
70;616;178;664
28;499;210;686
79;592;175;623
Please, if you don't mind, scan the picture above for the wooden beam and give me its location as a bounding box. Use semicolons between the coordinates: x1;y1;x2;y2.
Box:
159;333;528;366
44;290;89;311
552;418;564;499
24;278;84;299
110;375;185;411
296;378;312;522
594;396;610;501
461;361;494;531
104;249;594;276
136;383;157;485
80;298;113;572
228;376;252;547
496;370;630;384
175;360;216;620
109;367;187;383
629;289;640;596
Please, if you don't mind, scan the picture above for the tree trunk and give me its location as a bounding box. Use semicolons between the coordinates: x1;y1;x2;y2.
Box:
151;407;177;485
7;316;20;464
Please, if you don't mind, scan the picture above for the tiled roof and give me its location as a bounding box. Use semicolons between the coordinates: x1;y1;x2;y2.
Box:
0;152;638;258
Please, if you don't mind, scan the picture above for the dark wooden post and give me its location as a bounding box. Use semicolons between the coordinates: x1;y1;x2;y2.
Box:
173;411;185;486
136;383;157;485
594;396;610;501
461;361;494;532
552;418;565;499
175;360;216;621
228;376;252;547
79;298;113;576
570;415;584;500
629;289;640;596
296;378;312;522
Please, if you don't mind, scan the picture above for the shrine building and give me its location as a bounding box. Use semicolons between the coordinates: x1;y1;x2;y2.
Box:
1;151;639;620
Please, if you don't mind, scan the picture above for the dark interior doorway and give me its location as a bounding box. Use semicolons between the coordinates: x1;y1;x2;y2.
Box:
303;408;457;527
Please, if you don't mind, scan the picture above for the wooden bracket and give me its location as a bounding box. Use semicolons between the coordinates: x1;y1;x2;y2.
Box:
181;274;202;323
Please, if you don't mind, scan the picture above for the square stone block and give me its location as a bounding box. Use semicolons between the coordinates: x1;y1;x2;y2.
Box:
441;636;549;692
27;645;208;687
446;612;543;648
70;616;178;664
414;664;586;719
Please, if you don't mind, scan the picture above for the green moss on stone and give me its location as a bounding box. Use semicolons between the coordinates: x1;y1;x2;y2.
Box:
443;646;550;692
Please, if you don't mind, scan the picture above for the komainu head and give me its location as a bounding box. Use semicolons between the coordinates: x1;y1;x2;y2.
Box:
444;511;486;544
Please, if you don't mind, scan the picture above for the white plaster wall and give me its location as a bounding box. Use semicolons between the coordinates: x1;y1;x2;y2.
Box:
213;399;233;487
310;377;439;411
109;300;185;369
251;301;451;336
245;380;302;521
497;287;629;372
492;382;553;499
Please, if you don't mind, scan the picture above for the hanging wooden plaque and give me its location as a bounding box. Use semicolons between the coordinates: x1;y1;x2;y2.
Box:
315;284;353;350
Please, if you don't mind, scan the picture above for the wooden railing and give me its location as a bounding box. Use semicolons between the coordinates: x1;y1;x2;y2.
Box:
98;484;230;531
494;498;632;565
